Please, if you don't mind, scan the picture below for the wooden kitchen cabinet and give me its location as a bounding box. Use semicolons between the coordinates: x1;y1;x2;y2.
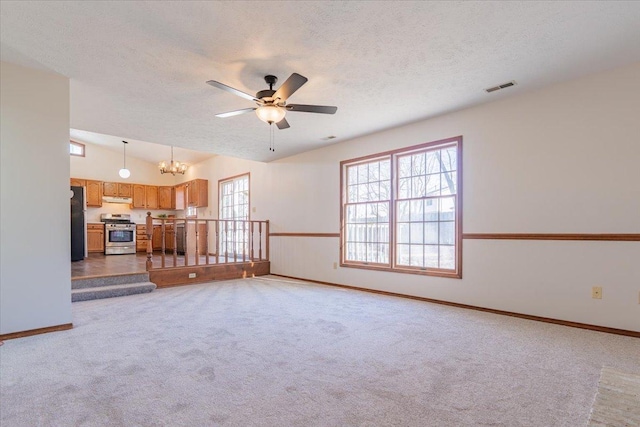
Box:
103;182;132;198
132;185;158;209
174;184;186;210
158;186;174;210
70;178;86;187
85;180;103;207
136;224;148;252
87;223;105;253
146;186;158;209
186;179;208;208
152;223;175;251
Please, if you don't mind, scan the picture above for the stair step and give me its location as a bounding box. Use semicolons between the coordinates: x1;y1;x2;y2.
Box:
72;282;156;302
72;272;150;289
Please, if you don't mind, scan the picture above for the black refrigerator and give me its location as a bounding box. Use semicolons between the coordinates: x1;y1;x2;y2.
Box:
70;186;86;262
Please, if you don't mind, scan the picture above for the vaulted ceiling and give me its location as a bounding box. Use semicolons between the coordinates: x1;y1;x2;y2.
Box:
2;1;640;162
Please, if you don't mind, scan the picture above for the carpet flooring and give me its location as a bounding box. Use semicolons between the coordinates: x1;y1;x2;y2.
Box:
588;367;640;426
1;276;639;426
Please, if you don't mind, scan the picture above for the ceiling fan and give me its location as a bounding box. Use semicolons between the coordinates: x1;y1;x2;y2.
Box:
206;73;337;129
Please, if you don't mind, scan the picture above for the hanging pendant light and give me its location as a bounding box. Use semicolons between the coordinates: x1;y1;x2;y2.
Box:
159;146;188;175
119;140;130;178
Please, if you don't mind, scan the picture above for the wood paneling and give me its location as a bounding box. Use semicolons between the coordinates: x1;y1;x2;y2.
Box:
0;323;73;341
462;233;640;241
149;261;270;288
270;274;640;338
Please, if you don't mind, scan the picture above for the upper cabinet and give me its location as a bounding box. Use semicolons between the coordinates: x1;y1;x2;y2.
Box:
174;184;186;210
132;184;158;209
71;178;102;207
103;182;132;198
158;186;174;210
186;179;208;208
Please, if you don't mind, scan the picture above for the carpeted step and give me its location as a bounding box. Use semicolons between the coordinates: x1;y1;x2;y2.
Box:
72;282;156;302
72;273;150;290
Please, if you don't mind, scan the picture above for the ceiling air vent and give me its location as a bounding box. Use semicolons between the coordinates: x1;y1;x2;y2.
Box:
485;80;517;93
322;135;337;141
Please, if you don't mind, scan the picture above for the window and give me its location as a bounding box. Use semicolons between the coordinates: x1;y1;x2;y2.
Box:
219;174;249;257
70;140;85;157
341;136;462;278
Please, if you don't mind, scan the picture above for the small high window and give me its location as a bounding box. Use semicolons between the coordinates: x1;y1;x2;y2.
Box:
70;140;85;157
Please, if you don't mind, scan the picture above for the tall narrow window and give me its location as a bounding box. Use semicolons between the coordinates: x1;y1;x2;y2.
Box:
341;136;462;278
219;174;249;257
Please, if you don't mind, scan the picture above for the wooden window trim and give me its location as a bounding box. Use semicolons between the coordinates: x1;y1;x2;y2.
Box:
218;172;251;221
340;136;463;279
70;140;85;157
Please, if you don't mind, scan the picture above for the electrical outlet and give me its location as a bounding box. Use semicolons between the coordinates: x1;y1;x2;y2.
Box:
333;262;338;270
252;207;256;213
188;273;196;279
592;286;602;299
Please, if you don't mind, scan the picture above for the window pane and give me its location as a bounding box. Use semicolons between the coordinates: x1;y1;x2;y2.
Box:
347;167;358;185
410;223;424;244
368;162;379;181
397;201;410;222
378;224;389;242
397;223;410;244
412;153;425;176
425;222;438;244
410;200;423;221
440;246;455;270
357;164;368;183
347;185;357;202
425;174;440;196
426;150;440;174
398;178;411;199
441;171;457;195
439;221;455;245
425;245;439;268
410;245;424;267
398;156;411;178
425;199;438;221
411;176;425;198
440;197;456;221
397;244;410;265
380;160;390;180
441;147;457;172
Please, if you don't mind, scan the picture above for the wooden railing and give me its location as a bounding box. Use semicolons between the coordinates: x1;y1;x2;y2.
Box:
145;212;269;271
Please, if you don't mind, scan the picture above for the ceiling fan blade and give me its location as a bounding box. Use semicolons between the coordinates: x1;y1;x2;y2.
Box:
285;104;337;114
276;117;290;130
206;80;259;102
273;73;308;102
215;108;256;118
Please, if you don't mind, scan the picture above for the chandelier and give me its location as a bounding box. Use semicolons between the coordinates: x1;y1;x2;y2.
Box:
158;146;187;175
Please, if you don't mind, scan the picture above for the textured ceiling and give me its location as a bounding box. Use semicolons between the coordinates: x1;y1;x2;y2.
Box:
2;1;640;162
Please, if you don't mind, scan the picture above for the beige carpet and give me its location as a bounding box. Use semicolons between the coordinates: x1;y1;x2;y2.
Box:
588;367;640;427
1;275;639;426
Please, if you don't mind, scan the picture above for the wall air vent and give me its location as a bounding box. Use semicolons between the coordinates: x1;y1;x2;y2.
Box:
322;135;337;141
485;80;517;93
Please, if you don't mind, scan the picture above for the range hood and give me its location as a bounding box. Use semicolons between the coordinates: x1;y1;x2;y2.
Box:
102;196;133;204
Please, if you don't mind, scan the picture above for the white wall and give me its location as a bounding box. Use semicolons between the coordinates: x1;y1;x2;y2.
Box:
1;61;72;335
71;143;178;223
185;62;640;332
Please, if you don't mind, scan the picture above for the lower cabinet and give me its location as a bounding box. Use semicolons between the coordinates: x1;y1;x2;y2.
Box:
136;225;148;252
87;223;105;253
152;224;175;251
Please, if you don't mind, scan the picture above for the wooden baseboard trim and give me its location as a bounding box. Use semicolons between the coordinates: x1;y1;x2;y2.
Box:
269;233;340;238
269;274;639;338
0;323;73;341
462;233;640;241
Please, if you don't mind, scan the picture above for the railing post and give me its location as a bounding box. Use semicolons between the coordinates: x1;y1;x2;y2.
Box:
173;219;178;267
265;220;270;261
258;221;263;260
161;219;166;268
195;219;199;266
145;212;153;270
215;220;219;264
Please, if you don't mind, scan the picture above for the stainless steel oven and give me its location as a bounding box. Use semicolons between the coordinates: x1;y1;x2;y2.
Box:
101;214;136;255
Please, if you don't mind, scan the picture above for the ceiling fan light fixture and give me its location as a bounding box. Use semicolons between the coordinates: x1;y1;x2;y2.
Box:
256;104;286;124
